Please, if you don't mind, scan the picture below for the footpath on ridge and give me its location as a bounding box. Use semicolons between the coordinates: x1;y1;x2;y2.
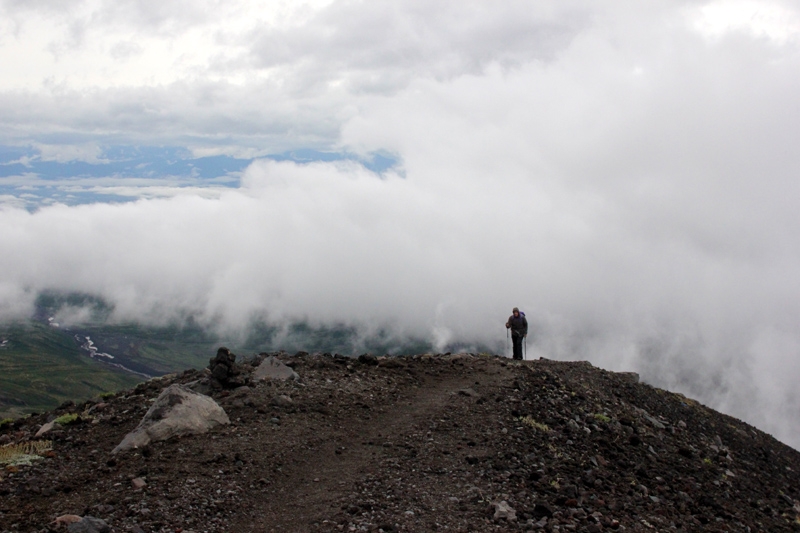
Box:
241;357;513;532
1;352;799;532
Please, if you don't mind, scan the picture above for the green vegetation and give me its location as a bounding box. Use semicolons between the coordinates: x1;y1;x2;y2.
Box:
593;413;611;423
0;440;53;466
0;321;141;419
98;392;116;399
519;415;550;432
75;322;216;374
0;418;12;428
53;413;79;425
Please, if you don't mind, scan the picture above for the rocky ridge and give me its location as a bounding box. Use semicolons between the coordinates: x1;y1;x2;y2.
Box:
1;352;799;532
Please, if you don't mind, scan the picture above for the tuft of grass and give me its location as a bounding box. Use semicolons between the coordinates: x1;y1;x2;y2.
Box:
703;458;713;465
673;392;699;406
0;417;13;428
0;440;53;466
54;413;79;425
519;416;550;432
98;392;116;400
593;413;611;423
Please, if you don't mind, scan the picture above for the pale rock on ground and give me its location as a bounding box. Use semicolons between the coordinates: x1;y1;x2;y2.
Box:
253;355;300;381
112;384;229;454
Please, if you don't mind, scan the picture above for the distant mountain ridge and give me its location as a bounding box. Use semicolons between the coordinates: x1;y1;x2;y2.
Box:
1;291;477;419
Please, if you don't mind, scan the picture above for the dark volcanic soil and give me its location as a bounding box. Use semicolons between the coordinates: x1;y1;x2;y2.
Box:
1;353;799;532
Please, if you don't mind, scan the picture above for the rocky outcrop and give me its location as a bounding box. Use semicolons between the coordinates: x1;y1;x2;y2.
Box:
207;347;244;389
51;515;111;533
66;516;111;533
112;384;229;453
252;355;299;381
2;352;799;533
616;371;640;383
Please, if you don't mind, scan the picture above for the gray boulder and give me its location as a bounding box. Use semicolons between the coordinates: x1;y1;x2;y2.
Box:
491;500;517;522
35;420;56;437
617;372;640;383
445;353;474;361
112;384;229;454
67;516;111;533
253;356;299;381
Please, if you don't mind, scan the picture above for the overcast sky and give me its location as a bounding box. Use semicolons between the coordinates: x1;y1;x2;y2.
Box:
1;0;799;449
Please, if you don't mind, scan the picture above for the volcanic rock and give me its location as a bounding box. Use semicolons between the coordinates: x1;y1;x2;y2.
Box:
52;514;82;527
252;355;299;381
1;353;799;533
207;347;243;389
491;500;517;521
112;384;229;453
66;516;111;533
35;420;56;437
358;353;379;366
617;371;640;383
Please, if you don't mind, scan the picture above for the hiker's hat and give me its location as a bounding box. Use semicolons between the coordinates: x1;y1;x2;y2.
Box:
513;307;519;312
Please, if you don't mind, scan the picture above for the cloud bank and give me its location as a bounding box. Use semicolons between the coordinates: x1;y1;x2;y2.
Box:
0;0;799;449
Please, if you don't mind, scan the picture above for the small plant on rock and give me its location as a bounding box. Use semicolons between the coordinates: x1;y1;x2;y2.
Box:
0;418;13;428
519;416;550;432
54;413;79;425
593;413;611;423
0;440;53;466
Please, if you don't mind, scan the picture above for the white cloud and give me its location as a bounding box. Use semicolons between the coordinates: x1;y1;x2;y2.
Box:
0;0;342;91
688;0;800;44
34;142;105;163
0;194;29;210
0;0;587;151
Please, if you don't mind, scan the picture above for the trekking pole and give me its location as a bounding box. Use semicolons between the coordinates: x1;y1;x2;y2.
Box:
506;328;509;357
524;337;527;360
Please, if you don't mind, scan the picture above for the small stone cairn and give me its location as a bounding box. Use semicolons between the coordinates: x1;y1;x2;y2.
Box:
208;347;245;389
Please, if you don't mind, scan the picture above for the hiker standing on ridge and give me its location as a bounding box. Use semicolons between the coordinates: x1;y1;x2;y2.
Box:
505;307;528;360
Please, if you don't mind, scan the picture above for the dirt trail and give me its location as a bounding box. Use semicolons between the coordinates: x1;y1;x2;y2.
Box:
243;361;515;531
4;354;800;532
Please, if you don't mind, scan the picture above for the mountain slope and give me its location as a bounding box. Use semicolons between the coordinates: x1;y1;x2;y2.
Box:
0;322;141;418
1;353;799;532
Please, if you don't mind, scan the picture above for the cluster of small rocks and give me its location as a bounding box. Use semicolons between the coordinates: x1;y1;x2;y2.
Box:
206;347;244;390
1;352;799;532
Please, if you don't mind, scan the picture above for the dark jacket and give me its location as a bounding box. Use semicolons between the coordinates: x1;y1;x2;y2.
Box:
506;314;528;338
